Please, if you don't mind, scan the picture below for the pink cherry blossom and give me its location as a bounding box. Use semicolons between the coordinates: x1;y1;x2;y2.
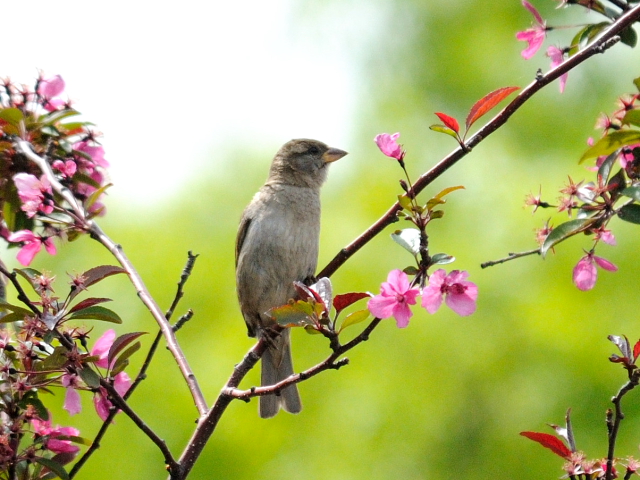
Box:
593;227;616;246
93;372;132;421
374;132;405;161
52;159;77;178
30;415;80;455
74;140;109;168
91;329;116;369
573;252;617;291
368;269;420;328
547;45;568;93
37;74;66;112
62;374;82;416
7;230;57;266
13;173;54;217
516;0;547;59
422;269;478;316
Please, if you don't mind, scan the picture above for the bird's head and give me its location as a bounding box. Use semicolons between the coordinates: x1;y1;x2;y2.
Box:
267;139;347;189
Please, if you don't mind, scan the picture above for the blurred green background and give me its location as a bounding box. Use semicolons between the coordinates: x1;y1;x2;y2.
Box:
4;1;640;479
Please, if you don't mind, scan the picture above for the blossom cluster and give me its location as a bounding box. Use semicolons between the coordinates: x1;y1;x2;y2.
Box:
368;269;478;328
525;89;639;291
0;74;110;266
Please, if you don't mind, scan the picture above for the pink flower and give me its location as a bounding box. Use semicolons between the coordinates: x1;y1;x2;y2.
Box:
37;74;66;112
52;159;77;178
91;329;116;369
374;132;404;161
594;227;616;246
31;415;80;455
93;372;132;421
368;269;420;328
547;45;568;93
516;0;547;59
13;173;54;217
62;374;82;416
74;140;109;168
7;230;57;266
422;269;478;316
573;252;617;291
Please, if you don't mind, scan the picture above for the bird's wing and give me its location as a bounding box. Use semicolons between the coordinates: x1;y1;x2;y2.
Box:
235;215;252;268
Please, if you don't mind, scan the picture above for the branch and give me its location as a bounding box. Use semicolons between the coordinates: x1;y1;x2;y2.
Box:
14;141;208;416
318;4;640;279
605;369;640;480
172;317;382;479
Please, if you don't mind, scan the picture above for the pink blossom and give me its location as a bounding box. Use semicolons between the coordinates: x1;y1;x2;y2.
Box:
7;230;57;266
422;269;478;316
31;415;80;455
52;159;77;178
367;269;420;328
13;173;54;217
62;374;82;416
37;74;66;112
621;143;640;168
74;140;109;168
91;329;116;369
547;45;568;93
516;1;547;59
93;372;132;421
594;227;616;246
374;133;405;161
572;252;618;291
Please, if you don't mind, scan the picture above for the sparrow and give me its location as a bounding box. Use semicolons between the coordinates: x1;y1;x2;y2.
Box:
235;138;347;418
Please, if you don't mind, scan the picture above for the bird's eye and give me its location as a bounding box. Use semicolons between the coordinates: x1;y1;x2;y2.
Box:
307;145;320;155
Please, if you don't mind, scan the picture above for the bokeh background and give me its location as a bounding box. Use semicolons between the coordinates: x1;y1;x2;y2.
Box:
3;1;640;479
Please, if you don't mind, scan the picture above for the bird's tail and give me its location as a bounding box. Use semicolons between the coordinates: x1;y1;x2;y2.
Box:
260;329;302;418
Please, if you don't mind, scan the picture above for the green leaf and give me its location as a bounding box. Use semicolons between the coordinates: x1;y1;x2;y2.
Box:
618;204;640;224
397;194;413;211
41;108;79;125
33;457;70;480
621;186;640;202
0;312;26;323
41;346;70;371
267;301;313;327
339;309;370;332
68;305;122;324
430;210;444;219
0;107;24;127
78;365;101;388
598;150;620;183
429;124;459;140
430;253;455;265
580;131;640;163
304;325;322;334
541;218;594;257
634;76;640;93
391;229;421;256
111;341;141;376
622;110;640;128
620;25;637;48
73;172;102;189
18;392;49;420
0;301;34;317
432;185;465;201
85;183;112;211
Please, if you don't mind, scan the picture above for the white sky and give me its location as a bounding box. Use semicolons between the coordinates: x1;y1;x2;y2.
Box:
5;1;356;204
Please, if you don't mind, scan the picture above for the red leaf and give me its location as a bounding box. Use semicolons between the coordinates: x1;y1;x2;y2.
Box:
634;339;640;362
107;332;148;370
69;297;112;314
434;112;460;134
465;86;520;130
333;292;371;313
520;431;572;459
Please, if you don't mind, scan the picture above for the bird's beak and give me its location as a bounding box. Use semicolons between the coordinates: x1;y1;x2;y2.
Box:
322;147;348;164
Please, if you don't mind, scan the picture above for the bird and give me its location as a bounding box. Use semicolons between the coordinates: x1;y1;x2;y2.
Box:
235;138;347;418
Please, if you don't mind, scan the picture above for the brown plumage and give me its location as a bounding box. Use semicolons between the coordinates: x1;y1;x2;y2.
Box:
235;139;347;418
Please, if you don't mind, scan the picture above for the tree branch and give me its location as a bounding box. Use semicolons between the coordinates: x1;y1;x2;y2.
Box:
318;4;640;279
14;141;208;416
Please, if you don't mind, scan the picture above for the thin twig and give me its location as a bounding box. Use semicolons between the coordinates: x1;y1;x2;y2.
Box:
174;317;382;479
480;248;541;268
318;4;640;279
14;141;208;415
0;264;41;315
606;370;640;480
